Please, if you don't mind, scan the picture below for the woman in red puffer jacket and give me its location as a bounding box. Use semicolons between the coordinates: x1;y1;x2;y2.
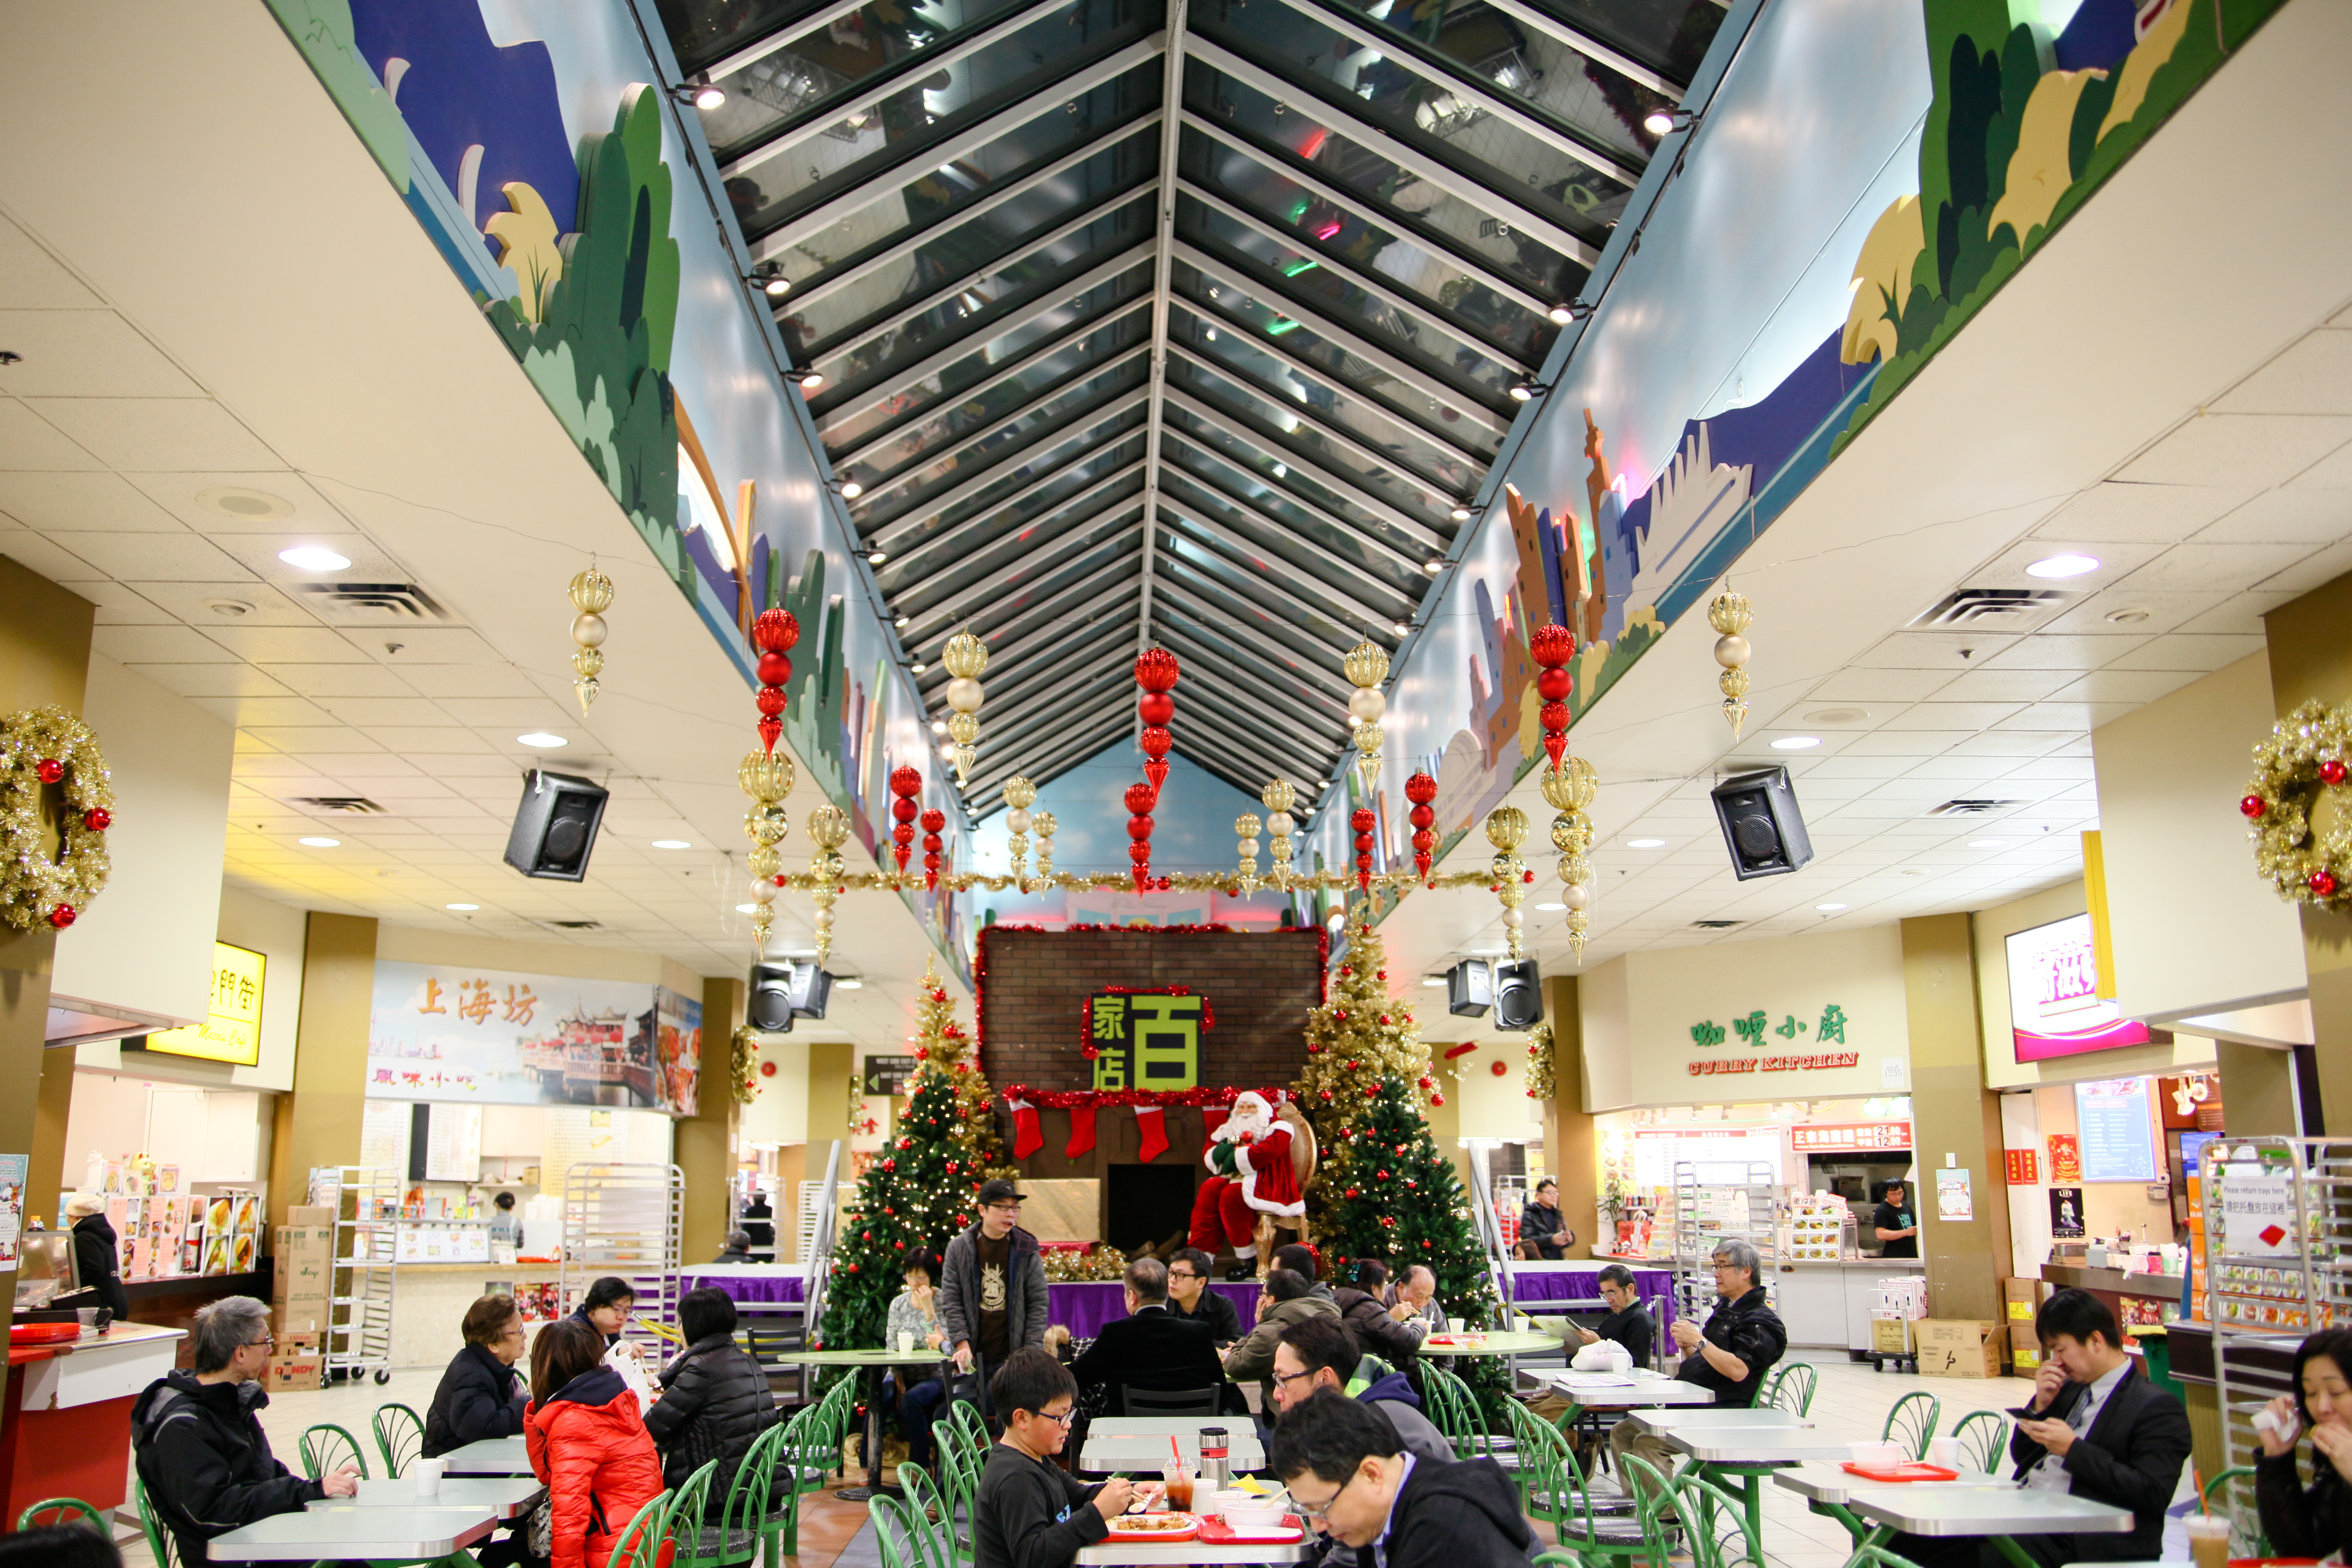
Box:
526;1318;667;1568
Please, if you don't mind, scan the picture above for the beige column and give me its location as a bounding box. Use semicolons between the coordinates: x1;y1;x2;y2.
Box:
2216;1040;2300;1136
1902;914;2012;1324
679;976;745;1263
0;559;94;1336
266;912;376;1229
27;1047;78;1227
1538;975;1598;1254
2265;571;2352;1132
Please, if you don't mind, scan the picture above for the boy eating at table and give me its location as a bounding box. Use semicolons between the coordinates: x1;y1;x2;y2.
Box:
975;1346;1159;1568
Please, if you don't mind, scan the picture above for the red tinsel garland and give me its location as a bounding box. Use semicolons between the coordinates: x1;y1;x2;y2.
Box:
1001;1083;1292;1110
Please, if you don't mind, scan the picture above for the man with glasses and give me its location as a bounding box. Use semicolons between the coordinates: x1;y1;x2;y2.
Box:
1606;1238;1786;1505
1166;1247;1243;1345
1271;1388;1534;1568
1270;1314;1449;1462
941;1178;1050;1422
133;1295;359;1564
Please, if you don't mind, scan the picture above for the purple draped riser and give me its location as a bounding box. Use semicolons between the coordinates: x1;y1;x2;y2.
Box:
1510;1267;1675;1334
680;1273;1260;1340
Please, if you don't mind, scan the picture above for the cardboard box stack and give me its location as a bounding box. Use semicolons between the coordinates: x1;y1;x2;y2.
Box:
2004;1277;2050;1369
1915;1318;2004;1377
271;1205;335;1346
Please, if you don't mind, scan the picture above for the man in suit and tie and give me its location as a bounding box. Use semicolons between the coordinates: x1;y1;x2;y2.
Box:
1892;1288;2189;1567
1072;1257;1226;1414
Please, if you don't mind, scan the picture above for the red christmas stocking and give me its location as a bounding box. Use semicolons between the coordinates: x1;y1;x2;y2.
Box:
1008;1096;1043;1160
1134;1105;1169;1163
1202;1106;1230;1152
1065;1101;1098;1160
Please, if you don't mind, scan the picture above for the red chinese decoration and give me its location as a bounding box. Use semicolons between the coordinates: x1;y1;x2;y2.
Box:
1404;771;1438;878
1351;807;1376;893
1125;779;1157;892
888;765;923;875
1134;648;1180;806
1528;622;1576;771
749;609;800;753
920;807;946;890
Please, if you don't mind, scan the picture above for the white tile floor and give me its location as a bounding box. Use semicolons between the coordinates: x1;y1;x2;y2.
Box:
103;1355;2058;1567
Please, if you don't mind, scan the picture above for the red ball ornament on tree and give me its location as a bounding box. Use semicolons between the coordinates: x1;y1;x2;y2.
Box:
83;807;110;833
35;759;63;786
1430;1092;1444;1106
48;904;75;929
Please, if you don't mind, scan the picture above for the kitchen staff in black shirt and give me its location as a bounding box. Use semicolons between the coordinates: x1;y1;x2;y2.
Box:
1873;1180;1920;1259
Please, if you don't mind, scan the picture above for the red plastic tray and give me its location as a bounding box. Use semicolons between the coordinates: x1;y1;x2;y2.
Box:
1840;1461;1957;1483
1105;1513;1200;1543
1197;1515;1305;1544
8;1323;78;1345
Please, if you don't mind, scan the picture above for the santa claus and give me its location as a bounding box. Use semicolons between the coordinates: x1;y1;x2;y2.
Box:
1188;1091;1310;1269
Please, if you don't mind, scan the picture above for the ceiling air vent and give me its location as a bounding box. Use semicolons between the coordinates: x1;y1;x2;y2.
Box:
548;919;602;930
297;796;384;814
292;582;454;623
1691;919;1744;929
1925;799;2022;817
1907;588;2073;628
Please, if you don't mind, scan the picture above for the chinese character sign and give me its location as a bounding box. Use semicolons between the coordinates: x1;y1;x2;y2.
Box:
368;960;700;1114
148;942;267;1066
2047;1133;2083;1185
1088;991;1205;1091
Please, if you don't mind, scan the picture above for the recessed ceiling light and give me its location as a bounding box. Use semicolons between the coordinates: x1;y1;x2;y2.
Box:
277;545;350;571
1769;736;1821;750
930;719;947;735
298;836;340;848
2025;553;2100;579
517;732;568;748
1814;902;1847;912
205;598;254;618
1968;838;2009;849
197;487;293;521
835;978;864;990
1626;838;1666;849
1803;707;1868;724
2104;607;2152;624
652;839;693;850
1534;901;1567;911
446;902;479;911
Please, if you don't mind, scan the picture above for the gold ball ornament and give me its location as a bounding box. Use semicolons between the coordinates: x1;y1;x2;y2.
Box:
1707;588;1751;638
947;713;980;746
747;843;783;881
1342;641;1390;691
1558;852;1593;886
1236;812;1261;839
1540;755;1598;812
738;749;794;803
808;804;852;851
1262;778;1296;816
941;630;989;681
1484;806;1528;852
744;801;790;846
569;567;616;615
1031;810;1056;840
1003;777;1038;812
1551;813;1593;853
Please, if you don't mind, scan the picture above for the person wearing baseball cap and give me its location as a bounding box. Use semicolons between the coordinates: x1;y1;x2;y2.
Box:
939;1178;1048;1423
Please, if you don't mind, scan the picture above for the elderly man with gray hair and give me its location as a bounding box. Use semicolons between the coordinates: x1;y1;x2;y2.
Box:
132;1295;358;1562
1606;1238;1787;1510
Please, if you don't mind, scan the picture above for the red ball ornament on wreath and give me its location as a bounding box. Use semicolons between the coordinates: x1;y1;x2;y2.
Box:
2313;870;2340;899
2242;795;2268;818
1528;623;1577;668
48;904;76;930
1138;692;1174;727
35;759;63;786
2327;760;2349;787
84;807;111;833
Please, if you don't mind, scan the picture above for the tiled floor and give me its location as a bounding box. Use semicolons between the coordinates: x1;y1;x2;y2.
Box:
103;1354;2096;1568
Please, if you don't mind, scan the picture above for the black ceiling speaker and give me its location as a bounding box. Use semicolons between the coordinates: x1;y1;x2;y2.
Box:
1711;766;1814;880
748;962;797;1033
1494;959;1544;1031
787;962;832;1020
503;770;608;882
1447;959;1493;1018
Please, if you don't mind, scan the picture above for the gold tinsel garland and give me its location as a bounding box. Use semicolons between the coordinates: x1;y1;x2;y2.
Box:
1293;920;1436;1235
729;1025;761;1106
1523;1020;1557;1101
1043;1244;1130;1283
2244;699;2352;907
0;707;113;931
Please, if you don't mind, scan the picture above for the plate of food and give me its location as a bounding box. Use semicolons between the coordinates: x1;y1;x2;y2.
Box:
1105;1512;1200;1543
1423;1334;1488;1348
1197;1514;1304;1544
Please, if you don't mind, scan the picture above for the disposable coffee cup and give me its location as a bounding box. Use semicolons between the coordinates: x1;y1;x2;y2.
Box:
415;1456;447;1498
1925;1436;1960;1469
2186;1513;2229;1568
897;1330;916;1354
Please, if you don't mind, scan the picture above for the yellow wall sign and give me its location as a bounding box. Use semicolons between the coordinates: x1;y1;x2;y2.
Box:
147;943;265;1066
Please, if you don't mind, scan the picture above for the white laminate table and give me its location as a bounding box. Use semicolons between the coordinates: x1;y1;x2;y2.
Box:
315;1474;546;1518
207;1503;498;1561
1624;1406;1814;1436
439;1435;535;1475
1079;1419;1265;1474
1774;1461;2006;1506
1549;1372;1717;1409
1076;1535;1313;1565
1845;1483;2134;1568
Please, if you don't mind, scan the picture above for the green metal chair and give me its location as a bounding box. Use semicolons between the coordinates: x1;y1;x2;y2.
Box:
944;1391;989;1450
609;1488;674;1568
1353;1353;1398;1391
1881;1391;1941;1461
1539;1445;1672;1566
1762;1361;1817;1416
872;1493;942;1568
681;1418;782;1568
936;1420;985;1565
765;1402;832;1558
661;1460;725;1563
133;1476;182;1568
1837;1545;1928;1568
2203;1464;2269;1559
1614;1454;1683;1562
1679;1471;1766;1568
1500;1398;1572;1518
1950;1409;2010;1473
371;1400;426;1478
15;1495;105;1533
1419;1362;1495;1462
899;1461;960;1567
297;1420;371;1480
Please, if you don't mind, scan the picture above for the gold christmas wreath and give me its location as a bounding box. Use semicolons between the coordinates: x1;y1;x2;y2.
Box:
0;707;114;931
2242;698;2352;907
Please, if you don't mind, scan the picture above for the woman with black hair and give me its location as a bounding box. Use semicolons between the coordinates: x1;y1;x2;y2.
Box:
642;1287;778;1510
2257;1326;2352;1559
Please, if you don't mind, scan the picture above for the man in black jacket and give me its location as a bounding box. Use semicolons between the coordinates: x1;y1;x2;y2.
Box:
974;1348;1147;1568
644;1287;780;1505
1167;1248;1244;1344
423;1293;531;1457
942;1179;1050;1420
1573;1264;1655;1369
133;1295;358;1564
1897;1289;2189;1568
1607;1238;1785;1506
1071;1257;1225;1410
1272;1387;1535;1568
1332;1260;1422;1366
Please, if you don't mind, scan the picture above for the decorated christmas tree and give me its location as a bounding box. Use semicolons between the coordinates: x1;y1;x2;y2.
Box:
823;961;1007;1350
1293;918;1440;1147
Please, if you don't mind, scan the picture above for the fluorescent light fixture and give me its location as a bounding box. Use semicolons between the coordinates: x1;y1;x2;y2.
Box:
517;732;568;748
734;903;761;914
1626;838;1666;849
277;545;350;571
836;978;864;990
1534;901;1567;911
1769;735;1821;750
652;839;693;850
1421;976;1446;987
2026;553;2100;579
445;902;479;911
1814;902;1848;912
298;836;340;848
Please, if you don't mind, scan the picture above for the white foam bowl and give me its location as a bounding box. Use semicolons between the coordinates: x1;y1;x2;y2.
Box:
1847;1442;1906;1468
1209;1489;1288;1527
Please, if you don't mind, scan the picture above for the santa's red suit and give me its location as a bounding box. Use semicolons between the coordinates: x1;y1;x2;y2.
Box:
1189;1092;1304;1259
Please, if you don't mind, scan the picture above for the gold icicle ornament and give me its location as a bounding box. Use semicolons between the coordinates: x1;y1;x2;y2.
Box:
942;629;988;782
807;804;851;967
1710;586;1754;740
1003;775;1038;884
1031;810;1056;880
1262;779;1297;884
1236;811;1261;890
568;566;614;713
1343;641;1389;795
1485;806;1530;958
